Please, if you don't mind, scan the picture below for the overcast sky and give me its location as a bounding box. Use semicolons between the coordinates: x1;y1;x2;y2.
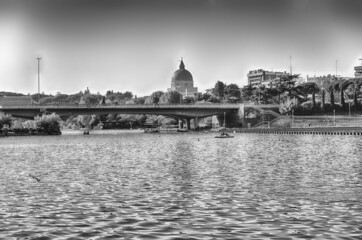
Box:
1;0;362;96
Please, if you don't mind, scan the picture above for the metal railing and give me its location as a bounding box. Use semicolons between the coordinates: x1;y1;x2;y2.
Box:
0;103;243;109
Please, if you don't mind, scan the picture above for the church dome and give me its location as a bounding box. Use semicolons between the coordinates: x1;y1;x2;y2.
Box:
171;60;193;82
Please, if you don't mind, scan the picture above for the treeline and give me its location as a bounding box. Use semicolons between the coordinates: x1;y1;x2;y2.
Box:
240;75;362;115
0;113;61;135
35;87;145;106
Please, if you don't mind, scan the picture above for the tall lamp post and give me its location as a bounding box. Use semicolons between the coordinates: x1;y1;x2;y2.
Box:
349;102;352;117
223;112;226;128
333;109;336;126
290;102;294;128
37;57;42;106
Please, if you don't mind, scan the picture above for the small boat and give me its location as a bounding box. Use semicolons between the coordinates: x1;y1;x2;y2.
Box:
215;132;234;138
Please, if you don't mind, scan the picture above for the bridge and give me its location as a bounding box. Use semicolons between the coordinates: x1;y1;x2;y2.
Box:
0;103;280;128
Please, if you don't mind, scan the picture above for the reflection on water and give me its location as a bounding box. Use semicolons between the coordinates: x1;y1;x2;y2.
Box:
1;132;362;239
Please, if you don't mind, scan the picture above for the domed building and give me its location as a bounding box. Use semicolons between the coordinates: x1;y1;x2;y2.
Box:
168;59;198;96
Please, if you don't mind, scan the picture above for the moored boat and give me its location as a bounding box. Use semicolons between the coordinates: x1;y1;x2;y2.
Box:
215;132;234;138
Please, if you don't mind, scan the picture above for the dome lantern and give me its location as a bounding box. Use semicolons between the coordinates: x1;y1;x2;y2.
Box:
179;58;185;70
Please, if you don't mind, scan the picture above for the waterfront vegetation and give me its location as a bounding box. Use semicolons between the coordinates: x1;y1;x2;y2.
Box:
2;75;362;131
0;112;61;136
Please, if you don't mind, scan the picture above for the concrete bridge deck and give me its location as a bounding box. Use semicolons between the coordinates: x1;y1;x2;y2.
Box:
0;104;245;119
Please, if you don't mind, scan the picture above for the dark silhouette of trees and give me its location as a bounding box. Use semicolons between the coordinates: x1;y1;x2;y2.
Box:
0;113;13;129
327;83;335;108
150;91;164;104
293;82;320;109
225;83;241;101
241;84;255;102
167;91;183;104
213;81;226;99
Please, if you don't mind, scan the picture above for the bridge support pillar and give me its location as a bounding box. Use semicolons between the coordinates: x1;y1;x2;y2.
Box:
194;117;199;130
179;119;184;129
186;119;191;130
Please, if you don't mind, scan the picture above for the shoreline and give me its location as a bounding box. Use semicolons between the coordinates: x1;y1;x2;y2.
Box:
2;126;362;137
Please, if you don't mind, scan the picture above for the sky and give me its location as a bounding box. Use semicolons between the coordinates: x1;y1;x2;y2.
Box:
1;0;362;96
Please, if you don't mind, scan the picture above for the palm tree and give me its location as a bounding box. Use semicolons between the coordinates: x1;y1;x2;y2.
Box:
333;79;351;108
327;83;335;109
293;82;320;111
321;89;325;114
241;84;255;102
350;78;362;108
272;74;300;103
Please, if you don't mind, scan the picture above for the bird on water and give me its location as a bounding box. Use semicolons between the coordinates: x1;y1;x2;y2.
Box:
28;173;48;182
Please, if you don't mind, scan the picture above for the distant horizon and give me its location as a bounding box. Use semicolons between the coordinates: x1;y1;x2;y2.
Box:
1;56;361;97
1;0;362;96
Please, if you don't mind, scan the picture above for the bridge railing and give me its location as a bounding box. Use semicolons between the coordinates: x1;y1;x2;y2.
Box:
1;103;243;109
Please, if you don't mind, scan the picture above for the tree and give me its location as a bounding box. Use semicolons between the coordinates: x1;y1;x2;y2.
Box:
213;81;226;99
134;96;146;105
194;92;204;101
167;91;183;104
321;89;325;113
327;83;335;108
84;87;90;94
0;113;13;129
207;95;221;103
350;78;362;108
36;113;61;134
151;91;164;104
202;92;212;101
241;84;255;102
293;82;320;109
272;74;300;102
101;96;106;105
225;83;241;100
83;94;100;106
184;96;195;104
123;91;133;100
332;79;350;108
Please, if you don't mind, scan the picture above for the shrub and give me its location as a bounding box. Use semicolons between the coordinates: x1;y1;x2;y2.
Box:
0;113;13;129
36;113;61;134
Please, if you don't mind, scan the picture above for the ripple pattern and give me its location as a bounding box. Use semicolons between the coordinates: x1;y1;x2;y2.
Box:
0;132;362;239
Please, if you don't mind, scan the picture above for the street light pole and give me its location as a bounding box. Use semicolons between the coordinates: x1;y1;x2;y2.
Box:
349;102;351;117
37;57;42;106
333;109;336;126
223;112;226;128
290;102;294;128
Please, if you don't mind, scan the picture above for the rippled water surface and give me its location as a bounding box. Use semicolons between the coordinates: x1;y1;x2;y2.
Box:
1;131;362;239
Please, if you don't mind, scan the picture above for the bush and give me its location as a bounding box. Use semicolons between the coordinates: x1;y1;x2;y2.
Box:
0;113;13;129
36;113;61;134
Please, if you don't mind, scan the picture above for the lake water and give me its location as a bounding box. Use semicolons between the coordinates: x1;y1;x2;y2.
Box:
1;131;362;239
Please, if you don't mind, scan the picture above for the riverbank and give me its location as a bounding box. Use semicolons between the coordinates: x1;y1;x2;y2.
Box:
0;131;61;137
61;128;144;135
3;126;362;137
229;127;362;135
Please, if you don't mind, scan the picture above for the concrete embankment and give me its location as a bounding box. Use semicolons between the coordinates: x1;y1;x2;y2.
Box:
231;127;362;136
0;132;61;137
